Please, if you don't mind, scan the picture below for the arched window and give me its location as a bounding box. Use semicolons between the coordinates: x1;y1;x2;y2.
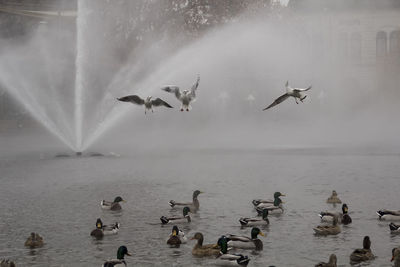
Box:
350;33;362;62
338;33;348;58
389;30;400;55
376;31;387;57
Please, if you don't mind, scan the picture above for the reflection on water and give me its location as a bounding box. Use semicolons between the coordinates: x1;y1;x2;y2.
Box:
0;148;400;266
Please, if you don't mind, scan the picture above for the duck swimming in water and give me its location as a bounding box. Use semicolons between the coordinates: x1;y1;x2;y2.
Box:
390;223;400;233
313;216;341;236
102;246;131;267
226;227;264;251
101;196;125;211
161;76;200;111
160;206;191;224
216;236;250;266
255;192;285;215
239;209;269;227
117;95;173;114
349;236;375;263
24;232;44;248
190;232;220;257
169;190;203;213
167;225;187;246
326;190;342;204
91;218;120;239
377;209;400;221
319;203;352;225
315;254;337;267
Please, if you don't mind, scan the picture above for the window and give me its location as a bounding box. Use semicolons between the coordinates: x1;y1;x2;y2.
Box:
376;31;387;57
389;30;400;55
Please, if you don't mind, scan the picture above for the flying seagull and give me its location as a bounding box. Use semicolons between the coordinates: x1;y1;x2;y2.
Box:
117;95;173;114
263;81;312;110
161;76;200;111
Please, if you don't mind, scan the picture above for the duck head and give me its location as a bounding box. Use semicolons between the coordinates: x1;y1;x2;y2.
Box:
273;192;285;206
261;209;269;220
117;246;131;260
217;236;229;254
172;226;179;236
391;248;400;262
332;190;338;196
251;227;265;239
96;218;103;229
328;254;337;264
363;236;371;250
193;190;203;199
183;206;191;216
113;196;125;203
190;232;204;246
342;204;349;214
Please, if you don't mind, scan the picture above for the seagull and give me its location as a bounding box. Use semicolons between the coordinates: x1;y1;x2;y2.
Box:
263;81;312;110
117;95;173;114
161;76;200;111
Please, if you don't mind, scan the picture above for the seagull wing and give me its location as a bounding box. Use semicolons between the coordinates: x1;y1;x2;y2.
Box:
161;86;181;99
263;93;290;110
293;85;312;92
151;98;173;108
189;75;200;98
117;95;144;105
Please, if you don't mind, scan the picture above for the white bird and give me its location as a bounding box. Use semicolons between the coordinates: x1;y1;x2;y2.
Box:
263;81;312;110
117;95;173;114
161;76;200;111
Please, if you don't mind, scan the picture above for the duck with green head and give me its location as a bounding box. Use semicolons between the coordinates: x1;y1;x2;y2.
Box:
350;236;374;263
169;190;203;213
226;227;264;251
313;216;341;235
319;203;352;225
239;209;269;227
315;254;337;267
255;192;285;215
161;206;191;224
190;232;220;256
216;236;250;266
167;225;187;246
102;245;131;267
101;196;125;211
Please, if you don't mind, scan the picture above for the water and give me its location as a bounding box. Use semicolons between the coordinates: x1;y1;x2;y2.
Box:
0;146;399;266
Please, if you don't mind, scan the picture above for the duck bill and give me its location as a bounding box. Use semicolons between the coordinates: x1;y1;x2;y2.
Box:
259;231;265;237
190;237;196;240
280;194;286;197
172;230;177;236
126;252;131;256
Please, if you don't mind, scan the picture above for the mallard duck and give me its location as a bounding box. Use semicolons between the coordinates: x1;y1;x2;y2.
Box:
319;204;352;225
101;196;125;211
0;259;16;267
216;236;250;266
91;219;120;239
326;190;342;204
239;209;269;226
190;232;220;256
377;209;400;221
160;206;191;224
102;245;131;267
315;254;337;267
255;192;285;215
24;232;44;248
349;236;374;263
167;225;187;246
313;216;341;235
392;247;400;267
169;190;203;212
390;223;400;233
226;227;264;251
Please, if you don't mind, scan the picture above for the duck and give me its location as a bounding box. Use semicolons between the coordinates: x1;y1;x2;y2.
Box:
391;247;400;267
315;254;337;267
390;222;400;233
349;236;375;263
24;232;44;248
216;236;250;266
91;218;120;239
377;209;400;221
167;225;187;246
102;245;131;267
326;190;342;204
313;216;341;235
101;196;125;211
161;76;200;111
226;227;264;251
117;95;173;114
169;190;203;213
160;206;191;224
0;259;16;267
190;232;220;257
239;209;269;227
255;192;285;215
263;81;312;110
319;203;352;225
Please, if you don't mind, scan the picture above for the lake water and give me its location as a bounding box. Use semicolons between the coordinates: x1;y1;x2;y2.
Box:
0;145;399;266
